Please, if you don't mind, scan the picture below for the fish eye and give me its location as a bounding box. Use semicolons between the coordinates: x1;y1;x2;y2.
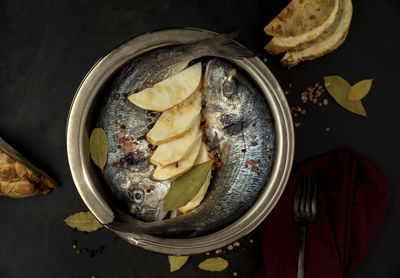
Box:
132;189;144;204
223;79;236;98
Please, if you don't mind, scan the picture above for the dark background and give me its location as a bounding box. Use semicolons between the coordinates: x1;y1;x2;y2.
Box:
1;0;399;277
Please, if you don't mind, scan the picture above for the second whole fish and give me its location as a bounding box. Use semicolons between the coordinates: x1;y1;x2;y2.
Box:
98;36;275;237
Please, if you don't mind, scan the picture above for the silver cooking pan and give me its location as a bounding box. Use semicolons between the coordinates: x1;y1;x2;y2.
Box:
66;28;294;255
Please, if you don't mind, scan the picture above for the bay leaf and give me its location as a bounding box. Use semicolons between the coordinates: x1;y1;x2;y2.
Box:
168;255;189;272
323;75;367;118
348;78;374;101
164;159;213;211
89;128;108;171
64;211;103;232
198;257;229;272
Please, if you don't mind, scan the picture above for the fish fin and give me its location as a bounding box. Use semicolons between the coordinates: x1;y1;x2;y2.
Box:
188;32;255;60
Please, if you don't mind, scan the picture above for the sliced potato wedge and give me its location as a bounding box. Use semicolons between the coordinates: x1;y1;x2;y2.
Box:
193;142;210;166
128;62;202;112
146;89;202;146
179;142;212;213
150;120;201;167
152;135;202;181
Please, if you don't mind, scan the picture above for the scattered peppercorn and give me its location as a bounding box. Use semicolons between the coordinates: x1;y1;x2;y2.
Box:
114;93;120;100
251;141;257;146
227;244;233;250
208;151;216;159
241;149;246;153
146;82;154;88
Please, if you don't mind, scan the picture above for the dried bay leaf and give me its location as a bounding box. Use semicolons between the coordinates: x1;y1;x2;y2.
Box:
348;78;374;101
323;75;367;118
198;257;229;272
64;211;103;232
164;159;213;211
89;128;108;171
168;255;189;272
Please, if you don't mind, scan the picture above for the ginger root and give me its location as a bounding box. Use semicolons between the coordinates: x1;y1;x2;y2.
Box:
0;149;56;198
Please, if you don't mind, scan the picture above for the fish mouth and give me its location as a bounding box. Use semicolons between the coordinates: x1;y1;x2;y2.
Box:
131;199;167;222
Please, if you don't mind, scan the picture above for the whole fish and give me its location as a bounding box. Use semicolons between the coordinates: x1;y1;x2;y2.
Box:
98;38;275;237
99;34;253;222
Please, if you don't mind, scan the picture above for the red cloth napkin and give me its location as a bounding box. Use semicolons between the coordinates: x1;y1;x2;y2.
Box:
256;150;389;278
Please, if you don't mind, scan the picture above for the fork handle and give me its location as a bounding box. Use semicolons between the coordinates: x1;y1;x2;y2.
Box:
297;227;306;278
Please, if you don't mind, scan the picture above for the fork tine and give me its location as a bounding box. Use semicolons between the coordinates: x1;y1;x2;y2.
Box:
294;175;301;213
311;176;317;215
300;175;306;214
307;176;313;214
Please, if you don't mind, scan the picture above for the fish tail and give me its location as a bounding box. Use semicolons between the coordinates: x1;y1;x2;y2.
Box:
188;32;255;60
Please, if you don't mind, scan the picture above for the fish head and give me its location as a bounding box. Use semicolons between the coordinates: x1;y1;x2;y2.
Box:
125;173;170;222
203;59;250;134
105;159;170;222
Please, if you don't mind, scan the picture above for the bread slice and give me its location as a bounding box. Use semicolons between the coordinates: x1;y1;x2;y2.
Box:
265;0;340;54
281;0;352;67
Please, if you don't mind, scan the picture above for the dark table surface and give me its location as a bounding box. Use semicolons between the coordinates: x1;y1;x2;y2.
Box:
1;0;399;277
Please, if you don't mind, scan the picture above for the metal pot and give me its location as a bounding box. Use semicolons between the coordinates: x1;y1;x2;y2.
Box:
66;28;294;255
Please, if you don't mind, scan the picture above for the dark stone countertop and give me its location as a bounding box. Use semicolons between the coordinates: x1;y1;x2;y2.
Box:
1;0;399;277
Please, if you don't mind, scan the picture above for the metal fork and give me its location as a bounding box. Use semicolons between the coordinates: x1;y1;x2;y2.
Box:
293;175;317;278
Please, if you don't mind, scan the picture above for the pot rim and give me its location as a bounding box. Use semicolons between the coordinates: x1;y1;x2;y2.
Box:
66;27;294;255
